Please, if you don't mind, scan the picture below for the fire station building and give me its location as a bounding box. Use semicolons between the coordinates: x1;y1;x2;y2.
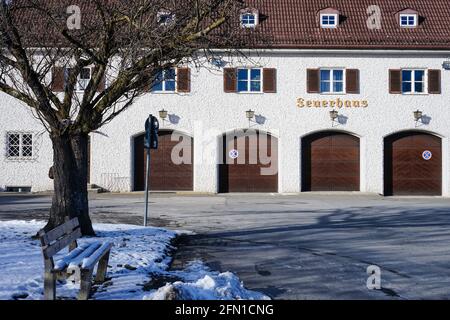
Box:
1;1;450;196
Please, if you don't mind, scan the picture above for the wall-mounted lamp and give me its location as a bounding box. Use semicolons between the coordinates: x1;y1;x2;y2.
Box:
330;110;339;122
246;109;255;120
414;110;423;122
246;109;255;127
443;60;450;70
159;109;168;121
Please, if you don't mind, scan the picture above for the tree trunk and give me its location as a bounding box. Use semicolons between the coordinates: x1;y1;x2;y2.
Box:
43;133;95;236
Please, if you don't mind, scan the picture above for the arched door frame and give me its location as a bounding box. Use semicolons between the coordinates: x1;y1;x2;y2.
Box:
131;129;194;191
383;129;444;196
217;128;279;193
300;129;362;192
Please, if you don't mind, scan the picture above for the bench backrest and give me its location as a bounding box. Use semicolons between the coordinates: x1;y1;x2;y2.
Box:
39;218;82;259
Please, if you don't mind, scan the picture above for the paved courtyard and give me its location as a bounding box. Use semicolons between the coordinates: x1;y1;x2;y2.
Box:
1;192;450;299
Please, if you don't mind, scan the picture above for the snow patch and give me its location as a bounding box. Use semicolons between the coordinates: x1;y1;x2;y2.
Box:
144;261;270;300
0;220;175;300
0;220;269;300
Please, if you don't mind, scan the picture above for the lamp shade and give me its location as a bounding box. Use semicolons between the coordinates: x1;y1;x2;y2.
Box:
330;110;339;121
246;110;255;119
414;110;423;121
159;109;168;120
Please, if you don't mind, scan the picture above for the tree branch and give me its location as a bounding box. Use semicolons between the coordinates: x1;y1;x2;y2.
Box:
0;81;38;108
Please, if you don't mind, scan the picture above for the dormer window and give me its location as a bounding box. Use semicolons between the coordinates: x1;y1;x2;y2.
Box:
240;9;259;28
399;14;418;27
320;14;338;28
397;9;420;28
318;8;340;29
157;10;175;26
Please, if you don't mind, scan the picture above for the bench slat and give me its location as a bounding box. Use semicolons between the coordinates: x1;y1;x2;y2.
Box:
43;228;82;259
54;243;91;271
82;242;113;270
67;242;102;271
41;218;80;245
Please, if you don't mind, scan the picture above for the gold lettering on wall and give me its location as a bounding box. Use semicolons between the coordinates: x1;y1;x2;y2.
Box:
297;98;369;108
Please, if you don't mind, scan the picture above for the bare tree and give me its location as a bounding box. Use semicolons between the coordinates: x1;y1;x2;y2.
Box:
0;0;255;235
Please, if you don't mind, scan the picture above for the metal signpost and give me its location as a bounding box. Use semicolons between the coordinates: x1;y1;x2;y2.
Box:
143;114;159;227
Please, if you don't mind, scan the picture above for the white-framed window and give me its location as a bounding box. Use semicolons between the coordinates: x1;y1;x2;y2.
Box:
6;132;34;160
237;68;262;92
320;14;338;28
152;68;176;92
65;67;91;91
399;14;418;27
320;69;345;93
241;12;258;28
402;69;426;94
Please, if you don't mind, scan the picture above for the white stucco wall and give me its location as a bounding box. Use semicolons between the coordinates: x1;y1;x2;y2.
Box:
0;95;53;192
1;50;450;195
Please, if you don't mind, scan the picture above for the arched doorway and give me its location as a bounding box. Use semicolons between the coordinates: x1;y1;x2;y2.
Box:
218;129;278;193
384;131;442;196
302;131;360;191
134;130;193;191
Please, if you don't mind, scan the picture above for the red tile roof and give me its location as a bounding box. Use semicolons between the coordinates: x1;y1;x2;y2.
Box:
245;0;450;50
8;0;450;50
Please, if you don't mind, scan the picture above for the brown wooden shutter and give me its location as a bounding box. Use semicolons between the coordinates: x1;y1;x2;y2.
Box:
346;69;360;94
177;68;191;93
389;70;402;94
97;74;106;92
428;70;441;94
263;68;277;93
145;71;154;92
51;67;65;92
307;69;320;93
223;68;237;93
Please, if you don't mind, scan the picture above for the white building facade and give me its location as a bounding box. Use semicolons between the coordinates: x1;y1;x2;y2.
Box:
1;1;450;196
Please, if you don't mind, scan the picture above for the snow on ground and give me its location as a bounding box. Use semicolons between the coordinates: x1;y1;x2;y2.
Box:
0;220;268;300
144;261;269;300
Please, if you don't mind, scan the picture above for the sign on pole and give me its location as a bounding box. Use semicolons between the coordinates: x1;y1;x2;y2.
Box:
144;114;159;227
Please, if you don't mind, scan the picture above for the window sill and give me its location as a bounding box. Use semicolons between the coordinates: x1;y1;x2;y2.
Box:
236;91;264;94
5;157;36;162
318;92;347;95
151;91;178;94
74;89;102;93
401;92;428;96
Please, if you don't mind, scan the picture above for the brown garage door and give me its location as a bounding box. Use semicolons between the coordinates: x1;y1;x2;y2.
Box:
219;130;278;193
134;130;193;191
384;132;441;196
302;132;360;191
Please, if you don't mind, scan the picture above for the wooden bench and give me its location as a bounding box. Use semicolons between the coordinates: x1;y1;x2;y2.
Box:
38;218;113;300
